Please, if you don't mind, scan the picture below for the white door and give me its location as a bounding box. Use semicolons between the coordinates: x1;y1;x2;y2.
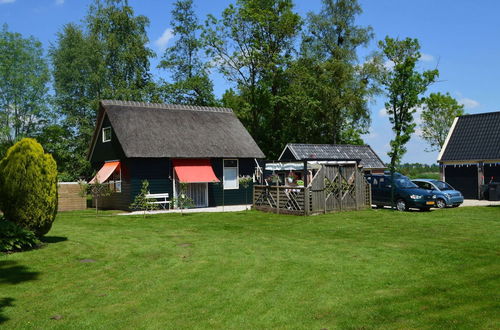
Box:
188;183;208;208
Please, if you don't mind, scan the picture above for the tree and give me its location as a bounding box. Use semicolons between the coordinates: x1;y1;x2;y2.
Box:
420;92;464;152
0;24;50;148
283;0;381;146
50;0;156;179
129;180;158;218
378;36;438;207
158;0;215;106
204;0;302;158
78;178;111;215
0;138;58;237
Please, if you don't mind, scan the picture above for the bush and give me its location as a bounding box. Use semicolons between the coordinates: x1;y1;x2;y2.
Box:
0;219;41;252
0;138;58;237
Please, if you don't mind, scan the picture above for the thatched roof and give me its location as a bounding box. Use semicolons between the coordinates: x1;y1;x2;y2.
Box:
279;143;386;169
89;100;265;159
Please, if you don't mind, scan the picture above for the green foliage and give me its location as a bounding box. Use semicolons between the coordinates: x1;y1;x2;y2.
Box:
378;36;438;177
130;180;158;217
0;24;50;146
158;0;216;106
50;0;156;178
420;92;465;152
398;163;440;179
204;0;302;158
0;138;58;237
0;219;41;253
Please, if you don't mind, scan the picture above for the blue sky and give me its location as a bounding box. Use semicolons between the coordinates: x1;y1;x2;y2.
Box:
1;0;499;164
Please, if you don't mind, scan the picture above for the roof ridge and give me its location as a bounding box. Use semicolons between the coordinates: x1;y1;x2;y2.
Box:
288;143;369;147
100;100;234;114
459;110;500;118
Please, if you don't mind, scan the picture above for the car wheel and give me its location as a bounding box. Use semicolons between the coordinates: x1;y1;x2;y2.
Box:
436;198;446;209
396;199;407;212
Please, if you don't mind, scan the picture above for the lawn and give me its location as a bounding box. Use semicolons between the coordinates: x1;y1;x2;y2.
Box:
1;207;499;329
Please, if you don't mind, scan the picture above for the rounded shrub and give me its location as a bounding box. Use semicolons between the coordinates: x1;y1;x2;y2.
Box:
0;138;58;237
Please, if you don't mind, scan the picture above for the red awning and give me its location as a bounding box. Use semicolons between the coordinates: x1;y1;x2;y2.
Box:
173;159;220;183
90;161;120;184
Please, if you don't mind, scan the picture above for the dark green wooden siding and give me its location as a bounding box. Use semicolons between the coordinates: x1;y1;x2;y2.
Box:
90;114;126;166
208;158;255;206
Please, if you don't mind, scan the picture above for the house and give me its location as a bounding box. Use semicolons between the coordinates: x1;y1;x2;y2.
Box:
88;100;265;210
278;143;386;174
438;111;500;199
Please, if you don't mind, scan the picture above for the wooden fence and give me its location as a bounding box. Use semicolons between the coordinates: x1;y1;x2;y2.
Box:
253;164;370;215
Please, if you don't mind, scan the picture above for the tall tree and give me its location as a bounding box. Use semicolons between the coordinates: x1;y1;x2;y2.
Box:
284;0;381;146
0;24;50;153
204;0;302;158
159;0;215;105
420;92;464;152
50;0;155;179
378;36;438;206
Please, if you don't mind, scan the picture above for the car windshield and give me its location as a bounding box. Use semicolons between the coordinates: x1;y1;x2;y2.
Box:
434;181;453;190
395;177;418;188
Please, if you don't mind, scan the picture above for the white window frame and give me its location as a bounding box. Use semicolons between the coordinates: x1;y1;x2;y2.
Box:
223;159;239;190
102;127;112;143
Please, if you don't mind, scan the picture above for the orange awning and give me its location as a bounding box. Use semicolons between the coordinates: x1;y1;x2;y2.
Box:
173;159;220;183
90;161;120;184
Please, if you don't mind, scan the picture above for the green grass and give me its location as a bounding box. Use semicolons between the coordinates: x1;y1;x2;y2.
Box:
1;207;499;329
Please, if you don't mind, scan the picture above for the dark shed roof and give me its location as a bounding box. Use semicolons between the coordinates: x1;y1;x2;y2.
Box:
439;111;500;161
89;100;265;159
279;143;386;169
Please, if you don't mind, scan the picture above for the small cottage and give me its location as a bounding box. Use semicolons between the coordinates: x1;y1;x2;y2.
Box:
438;111;500;199
278;143;386;174
88;100;265;210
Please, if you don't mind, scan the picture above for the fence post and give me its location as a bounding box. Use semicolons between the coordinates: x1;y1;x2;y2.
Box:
304;187;310;216
276;185;280;215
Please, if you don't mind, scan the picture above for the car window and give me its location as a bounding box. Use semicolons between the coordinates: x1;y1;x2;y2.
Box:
394;177;418;188
415;181;432;190
434;181;453;190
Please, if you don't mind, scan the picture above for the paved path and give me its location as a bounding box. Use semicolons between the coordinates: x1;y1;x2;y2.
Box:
119;204;251;216
461;199;500;207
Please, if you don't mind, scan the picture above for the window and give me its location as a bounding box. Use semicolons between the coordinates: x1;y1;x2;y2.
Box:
223;159;238;190
102;127;112;142
108;166;122;193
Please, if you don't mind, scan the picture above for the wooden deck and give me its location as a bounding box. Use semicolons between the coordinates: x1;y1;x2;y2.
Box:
253;164;371;215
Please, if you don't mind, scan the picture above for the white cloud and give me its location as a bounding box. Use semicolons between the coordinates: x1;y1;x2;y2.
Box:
55;0;65;5
154;28;174;52
378;108;388;117
419;53;434;62
458;97;480;109
383;60;394;69
0;0;16;4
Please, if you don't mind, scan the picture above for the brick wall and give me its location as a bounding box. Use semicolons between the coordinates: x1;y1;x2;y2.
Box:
58;182;87;212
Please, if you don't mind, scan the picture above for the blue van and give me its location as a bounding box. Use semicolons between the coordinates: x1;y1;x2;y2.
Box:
365;172;437;211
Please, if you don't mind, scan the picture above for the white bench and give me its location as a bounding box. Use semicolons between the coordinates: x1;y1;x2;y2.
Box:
145;193;171;210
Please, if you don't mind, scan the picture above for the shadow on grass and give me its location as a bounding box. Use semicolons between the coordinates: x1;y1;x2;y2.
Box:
41;236;68;244
0;260;40;324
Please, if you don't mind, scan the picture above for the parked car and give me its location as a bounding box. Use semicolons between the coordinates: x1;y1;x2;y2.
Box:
411;179;464;208
365;172;437;211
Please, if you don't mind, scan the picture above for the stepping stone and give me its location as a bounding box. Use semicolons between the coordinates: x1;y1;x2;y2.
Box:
79;259;96;263
50;315;63;320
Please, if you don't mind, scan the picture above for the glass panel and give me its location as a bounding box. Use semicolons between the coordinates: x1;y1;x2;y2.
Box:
103;127;112;142
224;167;238;189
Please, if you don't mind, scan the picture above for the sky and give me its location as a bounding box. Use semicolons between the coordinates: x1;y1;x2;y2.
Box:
1;0;499;165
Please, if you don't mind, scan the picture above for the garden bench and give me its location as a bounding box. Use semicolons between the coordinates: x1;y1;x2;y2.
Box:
145;193;171;209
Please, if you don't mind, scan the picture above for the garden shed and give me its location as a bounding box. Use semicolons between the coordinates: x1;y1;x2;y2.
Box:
438;111;500;199
278;143;386;174
87;100;264;210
